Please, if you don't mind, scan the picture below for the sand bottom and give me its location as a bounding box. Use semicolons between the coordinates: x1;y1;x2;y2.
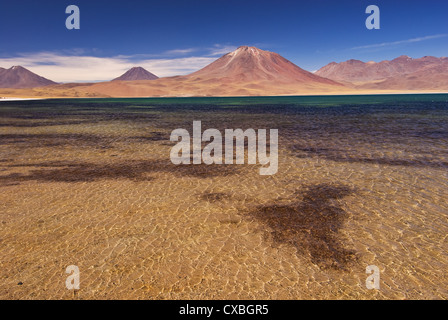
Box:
0;99;447;299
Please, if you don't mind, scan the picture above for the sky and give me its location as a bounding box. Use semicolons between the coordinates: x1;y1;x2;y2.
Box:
1;0;447;82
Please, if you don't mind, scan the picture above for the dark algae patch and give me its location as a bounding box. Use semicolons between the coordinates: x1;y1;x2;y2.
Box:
250;183;358;270
0;160;239;184
200;192;232;202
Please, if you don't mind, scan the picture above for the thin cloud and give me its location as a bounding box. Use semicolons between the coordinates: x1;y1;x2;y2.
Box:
113;48;198;60
351;34;448;50
114;45;234;60
207;44;237;56
164;48;197;55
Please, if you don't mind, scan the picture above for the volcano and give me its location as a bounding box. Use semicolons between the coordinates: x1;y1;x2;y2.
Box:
189;46;340;85
113;67;159;81
0;66;56;88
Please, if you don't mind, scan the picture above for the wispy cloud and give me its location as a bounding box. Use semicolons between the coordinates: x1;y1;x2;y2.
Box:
113;45;237;60
207;44;238;56
351;34;448;50
0;52;217;82
164;48;198;55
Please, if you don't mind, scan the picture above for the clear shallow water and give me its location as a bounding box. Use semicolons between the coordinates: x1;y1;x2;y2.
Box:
0;94;447;299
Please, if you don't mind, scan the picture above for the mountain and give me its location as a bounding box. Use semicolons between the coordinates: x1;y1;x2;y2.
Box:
30;46;346;97
188;46;340;85
0;66;57;88
113;67;158;81
315;56;448;90
2;50;448;98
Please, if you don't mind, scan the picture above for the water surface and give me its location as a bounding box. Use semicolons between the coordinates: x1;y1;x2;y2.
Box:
1;94;447;299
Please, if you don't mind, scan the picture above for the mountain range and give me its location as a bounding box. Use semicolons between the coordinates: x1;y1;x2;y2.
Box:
1;47;447;97
316;55;448;90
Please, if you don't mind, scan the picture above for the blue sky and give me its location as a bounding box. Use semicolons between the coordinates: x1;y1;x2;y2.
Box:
1;0;447;82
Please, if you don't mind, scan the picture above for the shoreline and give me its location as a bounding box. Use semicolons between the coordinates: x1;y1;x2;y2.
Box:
0;97;48;101
0;90;447;101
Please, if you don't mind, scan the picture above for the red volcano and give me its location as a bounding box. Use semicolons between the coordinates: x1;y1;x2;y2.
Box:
113;67;159;81
189;46;340;85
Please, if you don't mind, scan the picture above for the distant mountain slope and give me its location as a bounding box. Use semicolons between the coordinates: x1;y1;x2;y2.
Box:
113;67;158;81
0;66;56;88
315;56;448;90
